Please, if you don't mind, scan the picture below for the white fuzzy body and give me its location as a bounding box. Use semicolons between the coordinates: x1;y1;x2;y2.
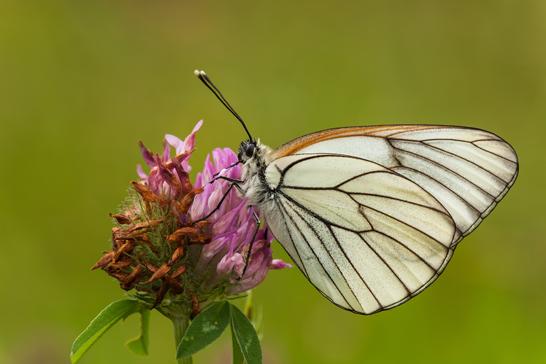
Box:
239;141;278;217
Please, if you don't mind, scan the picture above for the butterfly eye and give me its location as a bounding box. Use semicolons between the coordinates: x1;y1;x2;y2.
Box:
245;145;255;157
237;141;256;162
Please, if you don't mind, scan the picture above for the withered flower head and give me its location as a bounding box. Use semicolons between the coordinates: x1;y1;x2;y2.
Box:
93;121;289;318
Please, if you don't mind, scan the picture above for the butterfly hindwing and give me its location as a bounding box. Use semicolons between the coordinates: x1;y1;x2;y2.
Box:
264;153;455;314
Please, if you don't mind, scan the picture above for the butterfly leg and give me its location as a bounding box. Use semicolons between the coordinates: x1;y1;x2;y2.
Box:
210;175;244;185
193;180;243;223
210;161;241;179
241;208;261;277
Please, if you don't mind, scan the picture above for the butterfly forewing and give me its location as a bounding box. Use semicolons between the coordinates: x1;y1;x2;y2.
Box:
263;125;518;314
272;125;518;243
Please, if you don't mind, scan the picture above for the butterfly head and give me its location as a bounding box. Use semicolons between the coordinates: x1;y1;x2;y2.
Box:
238;139;257;163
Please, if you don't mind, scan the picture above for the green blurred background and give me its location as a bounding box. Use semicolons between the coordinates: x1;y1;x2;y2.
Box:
1;1;545;363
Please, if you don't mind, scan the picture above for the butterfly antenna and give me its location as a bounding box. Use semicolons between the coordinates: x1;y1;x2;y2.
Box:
194;69;254;141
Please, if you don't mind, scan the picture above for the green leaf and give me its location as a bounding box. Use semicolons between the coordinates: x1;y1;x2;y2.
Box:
126;309;150;356
176;301;230;359
229;303;262;364
231;321;245;364
70;298;141;363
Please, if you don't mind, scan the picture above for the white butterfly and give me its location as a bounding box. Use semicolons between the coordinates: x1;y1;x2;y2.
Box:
195;70;519;314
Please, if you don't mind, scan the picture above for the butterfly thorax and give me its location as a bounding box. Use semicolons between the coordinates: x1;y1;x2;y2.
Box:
238;140;275;207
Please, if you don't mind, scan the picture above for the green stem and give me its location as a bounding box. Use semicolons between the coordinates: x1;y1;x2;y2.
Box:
173;316;193;364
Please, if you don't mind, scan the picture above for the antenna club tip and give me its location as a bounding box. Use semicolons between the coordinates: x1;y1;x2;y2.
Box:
194;69;206;77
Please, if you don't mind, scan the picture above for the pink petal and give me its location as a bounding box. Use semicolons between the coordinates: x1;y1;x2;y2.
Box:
183;120;203;152
270;259;292;269
136;164;148;180
165;134;185;154
138;141;156;167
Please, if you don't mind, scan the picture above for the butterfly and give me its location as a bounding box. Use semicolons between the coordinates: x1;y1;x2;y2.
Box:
194;70;519;314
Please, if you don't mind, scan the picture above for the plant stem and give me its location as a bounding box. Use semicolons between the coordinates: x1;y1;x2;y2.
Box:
173;316;193;364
